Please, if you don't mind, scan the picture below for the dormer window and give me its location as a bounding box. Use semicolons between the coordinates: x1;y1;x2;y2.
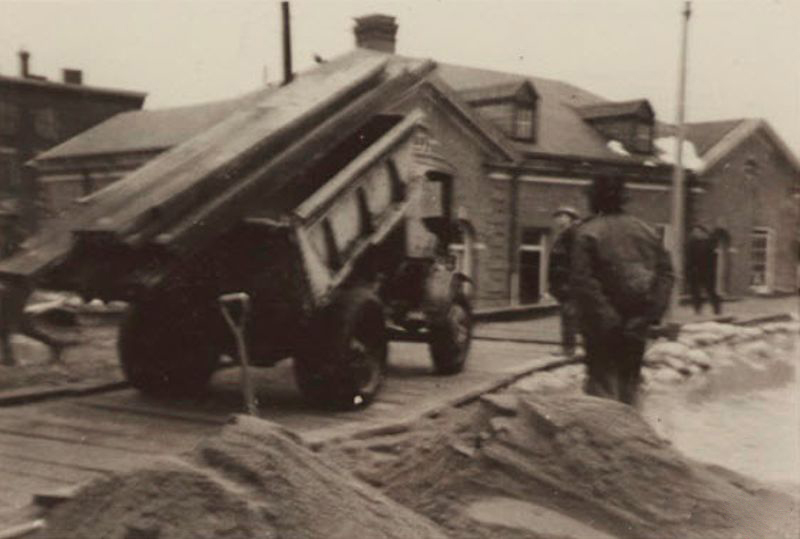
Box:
577;99;655;155
459;80;540;143
633;122;653;154
514;105;535;140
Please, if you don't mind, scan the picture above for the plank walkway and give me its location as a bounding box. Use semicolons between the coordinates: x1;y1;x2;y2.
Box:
0;339;560;513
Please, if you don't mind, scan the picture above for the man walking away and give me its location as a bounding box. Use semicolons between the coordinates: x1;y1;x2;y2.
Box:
571;176;674;405
548;206;581;358
686;224;722;315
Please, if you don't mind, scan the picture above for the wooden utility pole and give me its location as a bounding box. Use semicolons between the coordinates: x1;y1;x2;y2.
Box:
668;0;692;319
281;1;293;85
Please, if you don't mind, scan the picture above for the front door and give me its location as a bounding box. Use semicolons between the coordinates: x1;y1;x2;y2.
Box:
518;227;548;304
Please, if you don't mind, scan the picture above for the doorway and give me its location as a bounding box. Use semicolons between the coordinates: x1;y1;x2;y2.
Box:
518;227;548;304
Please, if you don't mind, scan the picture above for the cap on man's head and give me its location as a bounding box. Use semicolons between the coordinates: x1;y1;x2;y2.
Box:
587;175;628;213
552;206;580;220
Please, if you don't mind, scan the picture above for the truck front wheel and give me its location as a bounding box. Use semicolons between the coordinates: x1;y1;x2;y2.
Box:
429;297;472;375
118;299;221;397
294;288;387;410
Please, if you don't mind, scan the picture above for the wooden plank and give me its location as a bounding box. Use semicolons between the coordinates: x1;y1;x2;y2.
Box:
0;457;98;485
294;110;424;221
0;433;159;473
0;424;158;455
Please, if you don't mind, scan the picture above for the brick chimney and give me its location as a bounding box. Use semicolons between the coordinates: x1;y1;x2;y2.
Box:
18;49;30;77
63;68;83;85
353;14;398;53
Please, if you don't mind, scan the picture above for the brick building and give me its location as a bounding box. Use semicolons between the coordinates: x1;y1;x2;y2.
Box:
0;50;145;238
31;16;796;306
677;119;800;295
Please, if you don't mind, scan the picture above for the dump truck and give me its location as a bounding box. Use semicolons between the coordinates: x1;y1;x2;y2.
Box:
0;51;475;409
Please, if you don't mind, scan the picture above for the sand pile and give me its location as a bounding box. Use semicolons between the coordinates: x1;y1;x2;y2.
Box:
352;393;797;539
36;415;447;539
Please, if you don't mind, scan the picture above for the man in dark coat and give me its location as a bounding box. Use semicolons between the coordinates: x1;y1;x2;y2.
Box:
570;176;674;405
686;224;722;315
548;206;580;357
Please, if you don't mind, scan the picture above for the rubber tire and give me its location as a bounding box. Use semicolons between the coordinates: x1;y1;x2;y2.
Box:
293;288;388;410
118;299;221;398
429;297;472;375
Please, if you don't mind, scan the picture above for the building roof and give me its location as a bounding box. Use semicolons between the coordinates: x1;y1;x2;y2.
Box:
36;87;274;160
457;80;538;104
657;118;744;156
435;62;650;162
36;51;661;167
0;73;146;101
658;118;800;175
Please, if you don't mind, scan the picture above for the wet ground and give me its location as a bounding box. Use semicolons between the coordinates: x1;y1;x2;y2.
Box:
642;338;799;492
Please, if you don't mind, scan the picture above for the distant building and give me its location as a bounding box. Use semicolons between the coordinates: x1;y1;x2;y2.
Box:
30;16;797;305
677;119;800;296
0;50;146;234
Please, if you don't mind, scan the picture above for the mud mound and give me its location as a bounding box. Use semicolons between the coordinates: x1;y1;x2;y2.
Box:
38;416;447;539
371;394;797;539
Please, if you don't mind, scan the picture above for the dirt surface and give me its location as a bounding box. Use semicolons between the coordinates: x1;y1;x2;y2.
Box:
35;415;447;539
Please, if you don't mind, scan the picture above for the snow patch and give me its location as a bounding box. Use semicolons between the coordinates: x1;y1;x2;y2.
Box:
654;136;705;171
607;139;630;156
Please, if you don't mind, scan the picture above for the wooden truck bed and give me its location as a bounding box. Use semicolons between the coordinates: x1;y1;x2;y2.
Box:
0;51;435;303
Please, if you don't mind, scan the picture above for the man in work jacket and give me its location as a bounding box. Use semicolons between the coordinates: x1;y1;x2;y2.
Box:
570;176;674;405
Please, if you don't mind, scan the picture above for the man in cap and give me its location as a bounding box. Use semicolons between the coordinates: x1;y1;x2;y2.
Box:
547;205;581;358
570;176;673;405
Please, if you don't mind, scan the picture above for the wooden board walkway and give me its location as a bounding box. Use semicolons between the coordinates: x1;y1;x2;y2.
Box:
0;339;561;513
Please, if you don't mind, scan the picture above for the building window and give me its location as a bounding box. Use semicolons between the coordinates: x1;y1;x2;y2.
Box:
750;228;773;292
0;149;20;191
476;102;515;134
34;108;60;141
513;105;536;141
632;122;653;153
0;103;21;136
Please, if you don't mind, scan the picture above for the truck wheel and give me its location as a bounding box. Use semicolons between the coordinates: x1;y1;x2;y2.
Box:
294;288;388;410
118;300;220;397
429;297;472;375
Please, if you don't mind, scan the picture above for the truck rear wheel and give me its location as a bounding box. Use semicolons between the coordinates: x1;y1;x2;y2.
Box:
294;288;387;410
118;299;221;397
429;297;472;375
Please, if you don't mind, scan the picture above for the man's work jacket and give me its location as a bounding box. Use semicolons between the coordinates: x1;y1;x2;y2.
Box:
570;213;674;336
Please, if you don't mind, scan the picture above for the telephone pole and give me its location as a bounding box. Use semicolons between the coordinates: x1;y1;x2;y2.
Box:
668;0;692;319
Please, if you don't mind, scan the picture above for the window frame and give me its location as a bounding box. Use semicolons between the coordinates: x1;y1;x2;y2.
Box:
749;227;774;292
512;103;536;142
0;147;21;191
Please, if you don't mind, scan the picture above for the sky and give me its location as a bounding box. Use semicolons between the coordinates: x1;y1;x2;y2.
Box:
1;0;798;152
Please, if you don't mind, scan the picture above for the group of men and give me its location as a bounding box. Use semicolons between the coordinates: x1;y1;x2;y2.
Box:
547;176;675;406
